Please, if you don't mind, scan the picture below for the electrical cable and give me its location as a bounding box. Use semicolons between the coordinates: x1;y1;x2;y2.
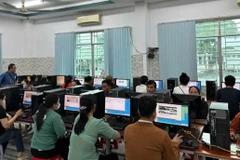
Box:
183;129;237;154
129;32;149;54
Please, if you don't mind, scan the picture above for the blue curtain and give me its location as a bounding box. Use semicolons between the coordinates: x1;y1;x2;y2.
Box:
104;27;132;79
55;33;76;75
158;21;197;87
0;34;2;73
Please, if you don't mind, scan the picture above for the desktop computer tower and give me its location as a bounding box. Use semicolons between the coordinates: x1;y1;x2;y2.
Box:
110;88;129;98
209;102;230;150
133;77;140;92
154;89;171;103
206;80;217;101
31;93;43;115
167;78;178;93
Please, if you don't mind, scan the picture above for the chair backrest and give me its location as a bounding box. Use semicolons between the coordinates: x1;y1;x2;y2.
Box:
32;154;61;160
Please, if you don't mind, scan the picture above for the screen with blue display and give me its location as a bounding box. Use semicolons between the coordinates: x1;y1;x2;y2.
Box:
94;78;104;87
23;91;37;105
155;103;189;127
105;97;131;116
64;95;80;112
116;79;130;89
188;81;201;90
155;80;163;90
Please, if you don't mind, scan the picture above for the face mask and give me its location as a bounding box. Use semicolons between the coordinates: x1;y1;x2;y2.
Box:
23;85;26;89
2;100;6;109
55;103;61;110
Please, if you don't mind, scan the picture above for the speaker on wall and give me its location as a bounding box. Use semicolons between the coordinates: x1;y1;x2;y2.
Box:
206;80;217;101
167;78;178;93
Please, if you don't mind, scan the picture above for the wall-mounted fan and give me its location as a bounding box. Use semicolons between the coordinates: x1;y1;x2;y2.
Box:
2;0;51;13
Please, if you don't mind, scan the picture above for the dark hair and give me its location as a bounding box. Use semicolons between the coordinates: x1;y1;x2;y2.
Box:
64;75;73;88
84;76;93;83
8;63;15;71
180;72;190;85
36;93;59;131
225;75;236;87
138;96;157;118
146;80;157;88
22;79;30;85
74;80;81;85
30;75;36;82
140;75;148;85
0;94;5;100
74;95;96;135
189;86;200;94
102;79;112;86
40;77;48;85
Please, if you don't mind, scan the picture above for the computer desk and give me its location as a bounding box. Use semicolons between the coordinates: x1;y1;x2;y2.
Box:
196;133;239;160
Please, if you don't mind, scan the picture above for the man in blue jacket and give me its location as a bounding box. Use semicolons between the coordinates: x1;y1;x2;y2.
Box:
0;63;18;87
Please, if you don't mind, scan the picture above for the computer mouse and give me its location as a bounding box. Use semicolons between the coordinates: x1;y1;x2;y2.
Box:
230;135;237;142
186;140;193;147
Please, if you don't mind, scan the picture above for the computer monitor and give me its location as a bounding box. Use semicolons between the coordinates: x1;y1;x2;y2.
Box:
0;86;20;112
33;85;52;92
23;91;37;105
116;79;130;89
57;76;65;86
221;82;240;90
125;91;142;98
188;81;201;90
105;97;131;117
31;93;43;115
64;95;80;112
155;80;163;90
94;78;104;87
154;103;190;127
75;78;85;84
67;85;84;95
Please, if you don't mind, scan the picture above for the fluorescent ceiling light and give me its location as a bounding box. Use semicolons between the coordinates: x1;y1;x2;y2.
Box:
44;0;110;10
14;0;46;8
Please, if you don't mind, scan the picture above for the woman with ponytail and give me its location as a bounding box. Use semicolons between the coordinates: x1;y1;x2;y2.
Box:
31;93;66;159
68;95;121;160
62;75;73;89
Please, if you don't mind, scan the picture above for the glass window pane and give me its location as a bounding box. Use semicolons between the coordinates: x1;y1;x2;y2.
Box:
92;32;104;44
75;45;92;77
196;21;219;37
221;19;240;36
78;33;91;44
222;36;240;82
94;44;104;77
196;37;219;85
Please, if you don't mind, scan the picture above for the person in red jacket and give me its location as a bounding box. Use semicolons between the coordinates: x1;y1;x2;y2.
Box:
230;112;240;138
61;75;73;89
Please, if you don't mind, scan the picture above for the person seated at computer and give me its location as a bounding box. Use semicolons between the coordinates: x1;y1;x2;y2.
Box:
146;80;157;94
82;76;94;90
0;93;28;159
230;112;240;140
0;63;18;87
102;80;112;96
136;75;148;93
189;86;208;119
124;96;182;160
173;72;190;94
217;75;240;120
30;75;39;86
72;80;81;86
21;79;32;90
105;75;118;89
31;93;67;159
68;95;121;160
62;75;73;89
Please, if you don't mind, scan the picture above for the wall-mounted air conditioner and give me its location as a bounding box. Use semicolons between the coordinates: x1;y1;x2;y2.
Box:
237;0;240;7
77;14;101;26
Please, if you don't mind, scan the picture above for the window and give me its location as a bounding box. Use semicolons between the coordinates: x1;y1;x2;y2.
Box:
196;19;240;85
75;31;104;78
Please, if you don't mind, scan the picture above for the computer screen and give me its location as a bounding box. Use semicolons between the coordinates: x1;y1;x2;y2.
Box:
221;82;240;90
105;97;131;117
155;80;163;90
64;95;80;112
94;78;104;87
116;79;130;89
188;81;201;90
75;78;85;84
23;91;37;105
155;103;189;127
57;76;65;86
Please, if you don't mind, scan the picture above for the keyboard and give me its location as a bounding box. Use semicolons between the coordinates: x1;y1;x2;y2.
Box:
62;115;75;124
109;121;129;130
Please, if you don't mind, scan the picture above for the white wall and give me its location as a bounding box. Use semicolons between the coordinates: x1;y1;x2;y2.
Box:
1;0;240;58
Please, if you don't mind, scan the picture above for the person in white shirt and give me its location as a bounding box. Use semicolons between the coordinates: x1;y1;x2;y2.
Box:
136;75;148;93
173;72;190;94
